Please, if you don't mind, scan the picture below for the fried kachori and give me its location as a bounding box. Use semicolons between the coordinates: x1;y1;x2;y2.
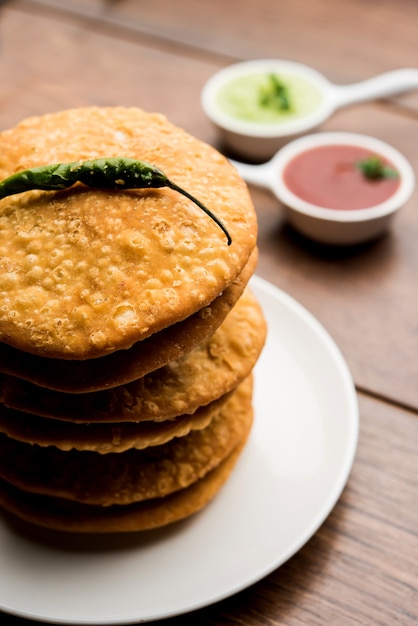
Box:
0;107;265;534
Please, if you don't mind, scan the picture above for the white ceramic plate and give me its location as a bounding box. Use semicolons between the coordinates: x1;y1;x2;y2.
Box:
0;276;358;625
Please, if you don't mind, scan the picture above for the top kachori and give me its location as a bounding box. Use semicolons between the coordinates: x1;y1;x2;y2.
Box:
0;107;257;360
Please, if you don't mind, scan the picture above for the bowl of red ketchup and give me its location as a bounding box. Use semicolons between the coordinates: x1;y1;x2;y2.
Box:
231;132;415;245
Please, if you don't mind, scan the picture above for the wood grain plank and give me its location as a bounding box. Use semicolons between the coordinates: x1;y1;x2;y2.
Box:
24;0;418;109
0;5;221;135
14;0;418;109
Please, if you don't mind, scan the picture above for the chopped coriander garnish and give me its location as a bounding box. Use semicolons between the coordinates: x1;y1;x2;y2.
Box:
259;74;291;112
356;155;399;181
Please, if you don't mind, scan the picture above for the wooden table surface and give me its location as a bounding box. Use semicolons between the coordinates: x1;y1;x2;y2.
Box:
0;1;417;624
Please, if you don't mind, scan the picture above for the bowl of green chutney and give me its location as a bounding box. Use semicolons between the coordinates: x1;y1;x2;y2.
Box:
201;59;418;161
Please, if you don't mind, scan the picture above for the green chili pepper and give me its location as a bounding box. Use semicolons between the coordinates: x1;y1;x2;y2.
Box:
0;157;232;245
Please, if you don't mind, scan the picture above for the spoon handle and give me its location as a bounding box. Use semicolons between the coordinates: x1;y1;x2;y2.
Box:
330;68;418;109
229;159;273;188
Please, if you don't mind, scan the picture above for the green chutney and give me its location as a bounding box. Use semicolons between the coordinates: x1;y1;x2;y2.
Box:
216;72;323;124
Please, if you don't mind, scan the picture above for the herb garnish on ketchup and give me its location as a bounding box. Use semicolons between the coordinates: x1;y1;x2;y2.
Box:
283;145;401;211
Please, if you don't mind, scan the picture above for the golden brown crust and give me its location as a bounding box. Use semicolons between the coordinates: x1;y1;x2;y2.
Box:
0;390;233;453
0;285;266;423
0;107;257;359
0;430;250;533
0;248;257;393
0;378;253;506
0;106;261;536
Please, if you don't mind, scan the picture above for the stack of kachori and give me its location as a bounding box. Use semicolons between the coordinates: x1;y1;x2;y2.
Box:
0;107;266;533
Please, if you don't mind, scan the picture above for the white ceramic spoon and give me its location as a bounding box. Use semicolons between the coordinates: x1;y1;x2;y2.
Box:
202;60;418;160
229;131;415;245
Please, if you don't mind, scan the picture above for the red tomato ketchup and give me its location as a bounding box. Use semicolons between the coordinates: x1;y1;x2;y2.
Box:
283;145;401;210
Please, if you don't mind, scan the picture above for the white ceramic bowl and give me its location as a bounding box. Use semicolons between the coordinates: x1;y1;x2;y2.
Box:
202;59;332;161
201;60;418;161
230;132;415;245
